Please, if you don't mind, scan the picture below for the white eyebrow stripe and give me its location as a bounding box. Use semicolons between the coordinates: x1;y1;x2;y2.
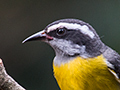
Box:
47;23;95;38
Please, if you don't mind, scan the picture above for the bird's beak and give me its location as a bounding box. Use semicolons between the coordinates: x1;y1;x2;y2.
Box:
22;30;53;43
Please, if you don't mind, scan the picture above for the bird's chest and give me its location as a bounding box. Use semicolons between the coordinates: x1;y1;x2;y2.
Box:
53;55;119;90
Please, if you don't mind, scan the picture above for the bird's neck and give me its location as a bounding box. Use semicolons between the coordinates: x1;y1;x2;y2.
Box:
85;39;107;57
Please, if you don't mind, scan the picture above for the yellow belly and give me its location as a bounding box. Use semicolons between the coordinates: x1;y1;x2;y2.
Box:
53;55;120;90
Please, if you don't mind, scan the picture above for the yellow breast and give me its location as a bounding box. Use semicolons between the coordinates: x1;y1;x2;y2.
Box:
53;55;120;90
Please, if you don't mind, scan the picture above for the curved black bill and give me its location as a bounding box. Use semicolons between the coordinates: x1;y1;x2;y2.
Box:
22;30;46;43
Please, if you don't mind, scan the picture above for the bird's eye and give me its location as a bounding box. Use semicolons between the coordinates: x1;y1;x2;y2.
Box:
56;28;66;36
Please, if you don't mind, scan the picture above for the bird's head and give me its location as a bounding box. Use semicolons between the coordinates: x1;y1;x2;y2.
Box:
23;19;106;65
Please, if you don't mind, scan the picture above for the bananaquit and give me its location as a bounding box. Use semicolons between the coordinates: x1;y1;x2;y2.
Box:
23;19;120;90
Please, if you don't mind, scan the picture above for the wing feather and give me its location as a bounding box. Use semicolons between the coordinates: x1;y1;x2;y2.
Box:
103;46;120;83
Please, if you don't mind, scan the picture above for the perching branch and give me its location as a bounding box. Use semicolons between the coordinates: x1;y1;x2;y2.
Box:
0;59;26;90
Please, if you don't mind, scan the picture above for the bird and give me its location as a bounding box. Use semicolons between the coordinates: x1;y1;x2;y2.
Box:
22;19;120;90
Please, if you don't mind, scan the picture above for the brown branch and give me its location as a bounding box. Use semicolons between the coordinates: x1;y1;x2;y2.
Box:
0;59;26;90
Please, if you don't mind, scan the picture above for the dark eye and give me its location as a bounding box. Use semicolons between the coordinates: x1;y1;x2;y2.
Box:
56;28;66;36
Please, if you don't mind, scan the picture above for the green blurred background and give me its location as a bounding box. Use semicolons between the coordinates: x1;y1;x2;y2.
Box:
0;0;120;90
